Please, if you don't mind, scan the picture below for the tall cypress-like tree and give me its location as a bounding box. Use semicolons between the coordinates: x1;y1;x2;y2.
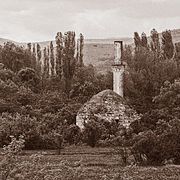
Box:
150;29;160;54
76;39;79;64
27;42;36;68
55;32;63;79
43;47;50;78
79;33;84;66
175;43;180;75
37;44;42;62
27;43;32;52
33;44;36;56
134;32;141;52
43;47;47;77
36;43;42;73
47;47;50;77
141;32;148;49
162;30;174;59
50;41;55;76
62;31;76;96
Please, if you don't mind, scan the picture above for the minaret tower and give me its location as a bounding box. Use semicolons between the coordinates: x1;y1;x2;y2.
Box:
112;41;125;97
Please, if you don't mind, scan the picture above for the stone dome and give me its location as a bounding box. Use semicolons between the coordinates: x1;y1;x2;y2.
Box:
76;89;139;129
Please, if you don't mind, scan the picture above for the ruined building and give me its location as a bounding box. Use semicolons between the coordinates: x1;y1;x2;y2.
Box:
76;41;139;129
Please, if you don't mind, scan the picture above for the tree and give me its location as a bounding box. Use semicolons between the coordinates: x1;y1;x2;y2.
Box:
175;42;180;75
77;33;84;67
124;44;178;113
36;44;41;62
55;32;63;79
130;79;180;165
17;68;40;92
0;42;36;72
162;30;174;59
141;32;148;49
36;43;42;74
150;29;160;55
70;64;112;103
134;32;142;51
43;47;49;79
32;44;36;56
50;41;55;76
153;79;180;117
27;43;32;52
62;31;76;96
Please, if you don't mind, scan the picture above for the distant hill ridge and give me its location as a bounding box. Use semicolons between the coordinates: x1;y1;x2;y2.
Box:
0;28;180;46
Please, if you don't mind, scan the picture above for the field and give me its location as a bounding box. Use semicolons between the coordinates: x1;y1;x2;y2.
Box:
1;146;180;180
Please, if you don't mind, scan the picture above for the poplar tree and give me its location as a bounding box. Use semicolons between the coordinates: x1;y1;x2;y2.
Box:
47;47;50;77
76;33;84;66
150;29;160;55
62;31;76;96
79;33;84;66
134;32;141;52
33;44;36;56
76;39;79;64
27;42;36;68
141;32;148;49
27;43;31;52
43;47;49;78
175;43;180;75
37;43;42;62
36;43;42;73
50;41;55;76
55;32;63;79
162;30;174;59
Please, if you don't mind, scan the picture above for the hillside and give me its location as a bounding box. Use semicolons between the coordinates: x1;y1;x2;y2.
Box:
0;28;180;73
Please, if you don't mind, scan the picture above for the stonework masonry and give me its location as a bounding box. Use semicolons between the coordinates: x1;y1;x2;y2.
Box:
112;41;125;97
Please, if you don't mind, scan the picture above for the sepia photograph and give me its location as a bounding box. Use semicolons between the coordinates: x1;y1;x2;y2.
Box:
0;0;180;179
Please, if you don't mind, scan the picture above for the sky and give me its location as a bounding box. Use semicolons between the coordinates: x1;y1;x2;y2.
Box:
0;0;180;42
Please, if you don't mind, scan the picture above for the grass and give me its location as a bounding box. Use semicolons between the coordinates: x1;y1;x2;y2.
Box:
1;146;180;179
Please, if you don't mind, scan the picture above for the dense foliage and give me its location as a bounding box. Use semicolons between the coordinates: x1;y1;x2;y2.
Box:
0;32;112;150
82;29;180;165
123;30;180;165
0;29;180;166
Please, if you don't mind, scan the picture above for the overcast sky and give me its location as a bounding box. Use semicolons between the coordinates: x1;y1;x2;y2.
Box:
0;0;179;42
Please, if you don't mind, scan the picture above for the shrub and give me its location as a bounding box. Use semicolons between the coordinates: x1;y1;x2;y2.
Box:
17;67;40;92
64;124;81;145
0;135;25;180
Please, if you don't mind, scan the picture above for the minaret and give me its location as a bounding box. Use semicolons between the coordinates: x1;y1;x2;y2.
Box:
112;41;125;97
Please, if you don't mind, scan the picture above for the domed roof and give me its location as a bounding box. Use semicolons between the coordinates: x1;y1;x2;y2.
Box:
76;89;139;129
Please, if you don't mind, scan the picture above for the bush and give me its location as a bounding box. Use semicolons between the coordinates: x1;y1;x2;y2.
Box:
64;124;81;145
17;67;40;92
0;135;25;180
131;118;180;165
